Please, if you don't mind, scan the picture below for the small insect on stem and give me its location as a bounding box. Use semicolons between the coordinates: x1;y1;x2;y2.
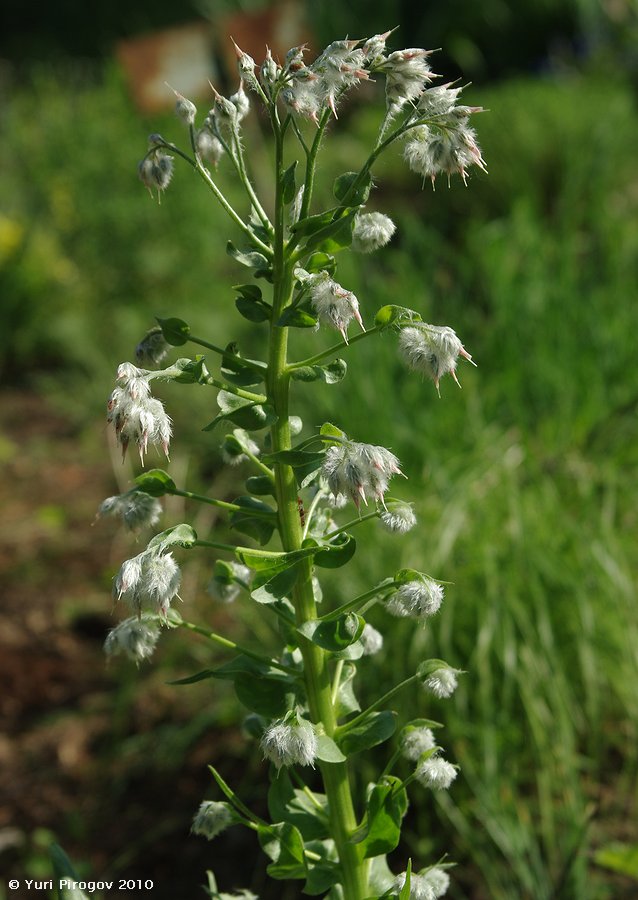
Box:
297;496;306;528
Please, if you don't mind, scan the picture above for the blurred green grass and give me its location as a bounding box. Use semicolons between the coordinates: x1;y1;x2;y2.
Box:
2;63;637;899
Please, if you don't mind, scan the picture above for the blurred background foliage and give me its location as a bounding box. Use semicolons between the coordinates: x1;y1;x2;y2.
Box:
1;1;638;899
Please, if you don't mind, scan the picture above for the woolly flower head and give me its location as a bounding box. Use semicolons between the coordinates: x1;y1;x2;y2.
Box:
104;615;161;664
107;363;172;464
309;39;369;117
386;576;444;620
398;325;474;395
321;440;403;508
191;801;233;840
351;212;396;254
420;663;461;699
394;867;451;899
260;715;318;770
404;122;486;188
97;491;162;532
360;622;384;656
113;549;181;618
380;501;417;534
195;126;224;167
399;724;437;761
382;48;435;114
415;753;458;791
301;271;365;343
138;148;174;197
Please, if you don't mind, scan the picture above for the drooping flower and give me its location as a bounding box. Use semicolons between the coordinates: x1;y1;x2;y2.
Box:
138;149;174;196
113;549;181;617
351;212;396;253
260;715;318;769
191;800;233;840
321;440;403;508
310;39;369;117
135;326;170;367
421;868;451;898
98;490;162;532
380;501;417;534
303;272;365;342
415;753;458;790
386;576;444;619
403;122;487;188
195;126;225;167
382;48;435;114
398;324;475;395
393;868;451;899
107;363;172;463
104;615;161;664
360;622;384;656
420;664;461;699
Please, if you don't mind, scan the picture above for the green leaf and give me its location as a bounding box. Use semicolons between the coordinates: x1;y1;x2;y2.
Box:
282;160;298;205
373;304;422;330
304;251;337;275
315;733;347;764
234;670;296;717
134;468;176;496
268;772;329;842
333;171;373;205
156;316;190;346
357;777;408;858
246;475;275;496
236;545;316;573
147;522;197;551
305;207;358;254
399;860;412;900
320;422;346;439
312;532;356;569
230;496;277;546
594;843;638;879
337;711;397;755
203;391;276;431
304;858;340;896
236;295;271;323
298;613;364;651
258;823;308;881
233;283;263;302
51;844;91;900
335;662;360;717
220;346;267;387
251;565;301;604
291;207;342;239
169;653;270;685
170;356;209;383
290;359;347;384
264;449;325;468
227;240;270;272
276;306;318;329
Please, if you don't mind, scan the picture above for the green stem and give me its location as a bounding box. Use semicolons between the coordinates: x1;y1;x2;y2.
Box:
179;620;298;675
323;510;380;540
204;377;267;404
186;334;268;374
171;488;275;517
288;325;381;370
320;583;394;622
336;675;419;736
264;108;368;900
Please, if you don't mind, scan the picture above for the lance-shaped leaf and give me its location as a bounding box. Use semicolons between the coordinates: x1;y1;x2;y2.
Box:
258;822;308;881
336;710;397;756
333;170;373;205
282;160;298;205
298;613;364;652
290;359;347;384
251;564;301;605
304;207;359;254
134;468;176;497
320;422;346;439
203;390;276;432
268;772;329;842
147;522;197;552
354;777;408;858
234;670;297;717
169;653;271;685
156;316;190;346
227;240;270;273
290;206;344;240
230;496;277;546
236;545;317;573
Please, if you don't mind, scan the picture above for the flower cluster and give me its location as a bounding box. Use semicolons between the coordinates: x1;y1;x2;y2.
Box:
299;271;365;342
107;363;172;464
386;575;444;619
404;119;487;188
113;548;181;618
381;47;435;115
260;715;318;770
398;325;475;394
104;615;161;664
321;440;403;508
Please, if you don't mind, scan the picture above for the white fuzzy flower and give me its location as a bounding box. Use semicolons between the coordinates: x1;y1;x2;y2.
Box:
400;725;437;761
98;491;162;531
113;550;181;617
191;801;233;840
195;127;224;167
415;754;458;790
173;91;197;126
107;364;172;464
421;867;451;897
386;578;443;619
360;623;384;656
393;872;436;900
261;716;318;769
404;122;487;188
351;212;396;253
398;324;474;394
305;272;365;343
380;502;417;534
310;39;368;117
138;150;174;195
421;665;461;699
321;440;402;508
104;615;161;664
383;48;435;114
230;81;250;121
417;83;465;117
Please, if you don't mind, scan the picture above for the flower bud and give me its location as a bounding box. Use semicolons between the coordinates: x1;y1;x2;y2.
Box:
260;48;280;88
195;127;224;167
231;38;256;82
173;91;197;125
419;663;461;699
191;800;233;840
104;615;161;664
260;715;318;769
386;576;443;619
230;81;250;122
380;501;417;534
351;211;396;253
399;724;437;761
304;272;364;343
138;150;174;196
